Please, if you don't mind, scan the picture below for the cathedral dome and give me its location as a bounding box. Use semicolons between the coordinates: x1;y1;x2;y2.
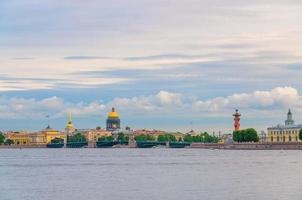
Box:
108;107;119;119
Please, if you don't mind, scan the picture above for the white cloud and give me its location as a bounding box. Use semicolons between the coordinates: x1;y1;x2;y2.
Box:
0;87;301;120
193;87;300;113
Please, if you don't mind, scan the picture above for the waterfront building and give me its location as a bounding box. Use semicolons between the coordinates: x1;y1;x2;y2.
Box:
266;109;301;143
134;129;166;136
41;125;67;144
4;131;32;145
185;129;199;136
3;129;59;145
233;109;241;131
65;112;76;135
106;107;121;131
77;128;112;143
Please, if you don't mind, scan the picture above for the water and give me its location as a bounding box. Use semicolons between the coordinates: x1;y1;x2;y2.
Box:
1;149;302;200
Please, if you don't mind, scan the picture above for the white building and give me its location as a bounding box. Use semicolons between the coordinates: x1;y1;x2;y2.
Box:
267;109;301;143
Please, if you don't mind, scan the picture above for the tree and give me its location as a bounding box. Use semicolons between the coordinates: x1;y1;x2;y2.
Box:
0;132;4;145
98;136;113;142
157;134;177;142
233;128;259;143
299;129;302;141
184;134;193;142
51;137;64;144
134;134;156;142
4;139;14;145
117;132;125;141
67;133;87;143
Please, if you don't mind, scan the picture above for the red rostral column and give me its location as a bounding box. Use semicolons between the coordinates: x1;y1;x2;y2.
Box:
233;109;241;131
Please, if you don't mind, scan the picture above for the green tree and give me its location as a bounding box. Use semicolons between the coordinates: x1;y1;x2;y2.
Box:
233;128;259;143
98;136;113;142
0;132;4;145
299;129;302;141
117;132;125;142
67;133;87;143
51;137;64;144
157;134;177;142
4;139;14;145
134;134;156;142
184;134;193;142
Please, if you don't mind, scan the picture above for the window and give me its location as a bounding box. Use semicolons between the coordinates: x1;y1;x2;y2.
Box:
289;136;292;142
277;136;279;142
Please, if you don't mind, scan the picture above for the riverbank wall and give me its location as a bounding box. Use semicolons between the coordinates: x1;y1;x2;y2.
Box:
190;142;302;150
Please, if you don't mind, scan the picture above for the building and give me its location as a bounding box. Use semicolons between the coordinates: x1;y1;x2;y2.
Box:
4;131;32;145
267;109;301;143
4;126;66;145
185;129;199;136
134;129;166;136
77;128;112;143
43;125;66;144
106;107;121;131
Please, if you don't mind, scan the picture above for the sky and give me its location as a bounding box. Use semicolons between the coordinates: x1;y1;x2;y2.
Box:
1;0;302;133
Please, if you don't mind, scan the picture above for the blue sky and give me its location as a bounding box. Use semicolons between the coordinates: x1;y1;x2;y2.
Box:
1;0;302;133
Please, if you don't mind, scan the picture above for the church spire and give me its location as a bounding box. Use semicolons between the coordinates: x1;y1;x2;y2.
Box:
285;109;294;126
66;112;74;130
68;112;72;123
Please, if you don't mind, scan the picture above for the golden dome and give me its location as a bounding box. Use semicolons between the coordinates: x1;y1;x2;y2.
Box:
108;107;119;118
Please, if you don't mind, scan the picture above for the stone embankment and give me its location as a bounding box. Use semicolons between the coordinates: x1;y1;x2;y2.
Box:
190;142;302;150
0;144;47;148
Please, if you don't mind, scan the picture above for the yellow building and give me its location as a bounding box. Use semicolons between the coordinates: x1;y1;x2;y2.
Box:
4;131;31;145
29;132;47;144
79;128;112;143
267;109;300;143
42;126;66;144
4;126;66;146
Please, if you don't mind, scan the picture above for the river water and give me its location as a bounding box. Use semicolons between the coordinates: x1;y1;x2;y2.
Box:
0;148;302;200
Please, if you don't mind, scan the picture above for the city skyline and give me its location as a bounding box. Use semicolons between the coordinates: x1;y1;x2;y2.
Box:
1;0;302;131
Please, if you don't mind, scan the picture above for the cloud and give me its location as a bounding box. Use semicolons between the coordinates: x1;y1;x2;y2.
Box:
193;87;300;113
0;96;106;119
64;56;111;60
0;87;300;121
125;54;200;61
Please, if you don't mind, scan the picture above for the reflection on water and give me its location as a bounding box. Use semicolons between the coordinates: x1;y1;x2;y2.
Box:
1;149;302;200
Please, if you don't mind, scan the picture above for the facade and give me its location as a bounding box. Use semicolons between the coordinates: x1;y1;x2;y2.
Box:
106;107;121;131
77;128;112;143
4;131;32;145
267;109;301;143
185;129;199;136
134;129;166;136
4;126;66;145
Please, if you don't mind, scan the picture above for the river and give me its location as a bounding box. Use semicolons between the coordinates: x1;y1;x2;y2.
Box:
1;148;302;200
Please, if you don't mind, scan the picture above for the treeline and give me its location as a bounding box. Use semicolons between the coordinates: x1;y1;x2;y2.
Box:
134;133;179;142
0;132;14;145
183;132;219;143
98;132;129;142
233;128;259;142
67;133;87;143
